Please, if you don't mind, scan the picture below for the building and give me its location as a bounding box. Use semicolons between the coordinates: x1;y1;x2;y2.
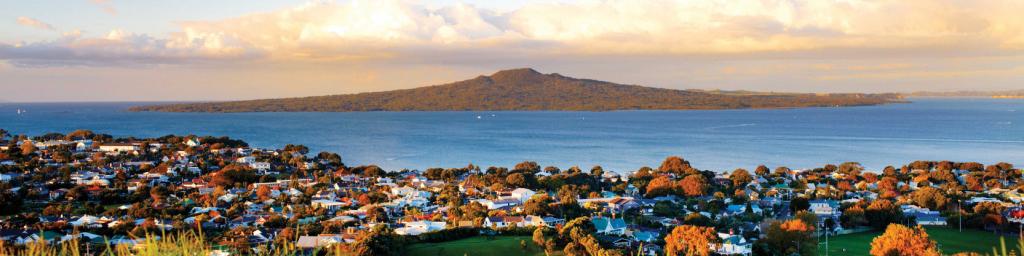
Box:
592;217;627;235
311;200;347;211
99;143;139;153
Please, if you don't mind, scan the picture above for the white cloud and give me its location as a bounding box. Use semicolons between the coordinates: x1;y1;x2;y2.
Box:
2;0;1023;67
15;16;55;30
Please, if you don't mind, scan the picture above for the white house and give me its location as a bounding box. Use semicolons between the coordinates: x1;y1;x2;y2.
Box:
311;200;347;211
236;156;256;164
99;143;139;153
809;199;839;216
395;221;446;235
485;216;525;228
509;188;536;203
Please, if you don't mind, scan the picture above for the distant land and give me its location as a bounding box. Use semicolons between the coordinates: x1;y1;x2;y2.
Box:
905;90;1024;98
130;68;903;112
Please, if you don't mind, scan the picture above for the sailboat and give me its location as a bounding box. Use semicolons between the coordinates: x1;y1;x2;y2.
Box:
16;109;24;115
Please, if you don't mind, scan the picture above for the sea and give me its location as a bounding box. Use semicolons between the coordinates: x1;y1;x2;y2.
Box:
0;98;1021;173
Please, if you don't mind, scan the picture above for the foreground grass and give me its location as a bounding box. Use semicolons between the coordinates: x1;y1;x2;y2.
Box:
405;236;557;256
818;227;1021;255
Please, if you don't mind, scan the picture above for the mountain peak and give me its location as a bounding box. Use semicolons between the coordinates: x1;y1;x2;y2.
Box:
490;68;544;81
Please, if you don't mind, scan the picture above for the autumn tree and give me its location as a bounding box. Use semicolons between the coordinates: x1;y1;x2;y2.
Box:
866;199;903;230
523;194;554;216
659;156;694;175
256;185;272;201
729;168;753;187
664;225;719;256
679;174;708;197
910;187;948;210
761;219;816;255
754;165;770;177
869;224;939;256
646;175;676;197
353;225;404;256
20;142;36;156
841;205;868;228
532;226;548;246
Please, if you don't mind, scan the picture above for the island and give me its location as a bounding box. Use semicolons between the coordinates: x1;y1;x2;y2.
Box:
129;68;903;112
1;129;1021;255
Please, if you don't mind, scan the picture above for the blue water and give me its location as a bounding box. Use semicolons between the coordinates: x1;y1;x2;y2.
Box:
0;98;1021;172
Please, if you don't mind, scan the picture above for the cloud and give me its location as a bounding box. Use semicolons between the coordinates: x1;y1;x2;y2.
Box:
2;0;1024;67
16;16;55;30
89;0;117;15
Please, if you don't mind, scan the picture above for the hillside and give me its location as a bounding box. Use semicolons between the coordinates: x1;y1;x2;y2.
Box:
129;68;903;112
905;90;1024;97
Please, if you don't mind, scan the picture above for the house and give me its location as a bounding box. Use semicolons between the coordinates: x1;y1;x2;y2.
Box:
524;215;564;227
395;221;446;235
902;205;947;226
99;143;139;153
592;217;627;235
295;235;347;249
185;139;201;147
508;188;536;203
485;216;525;228
716;233;752;255
725;204;762;215
476;199;518;210
809;199;839;216
311;200;347;211
236;156;256;164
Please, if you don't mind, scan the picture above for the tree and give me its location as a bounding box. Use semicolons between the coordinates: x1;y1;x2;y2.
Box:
513;161;541;173
754;165;770;177
353;225;404;256
659;156;693;175
679;174;708;197
761;219;816;255
841;205;868;228
533;227;548;247
560;217;596;242
790;197;810;213
910;187;948;210
664;225;719;256
730;168;753;187
869;224;939;256
506;173;535;188
256;185;272;201
646;175;676;197
866;199;903;230
211;164;258;188
523;194;554;216
20;142;37;156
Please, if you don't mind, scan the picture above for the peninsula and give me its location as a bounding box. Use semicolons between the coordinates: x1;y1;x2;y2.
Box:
129;68;902;112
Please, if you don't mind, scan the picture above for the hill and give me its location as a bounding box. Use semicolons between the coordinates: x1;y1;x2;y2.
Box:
129;68;903;112
905;90;1024;98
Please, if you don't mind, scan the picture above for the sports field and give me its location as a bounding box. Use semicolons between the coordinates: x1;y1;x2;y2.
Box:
818;227;1021;255
405;236;557;256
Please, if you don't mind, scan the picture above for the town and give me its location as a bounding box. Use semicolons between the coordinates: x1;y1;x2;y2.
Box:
0;129;1022;255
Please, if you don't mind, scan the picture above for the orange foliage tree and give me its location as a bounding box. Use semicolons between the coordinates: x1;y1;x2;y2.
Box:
679;175;708;197
664;225;719;256
869;224;939;256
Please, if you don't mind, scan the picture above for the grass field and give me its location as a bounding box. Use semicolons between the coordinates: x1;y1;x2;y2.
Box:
405;236;558;256
818;227;1022;255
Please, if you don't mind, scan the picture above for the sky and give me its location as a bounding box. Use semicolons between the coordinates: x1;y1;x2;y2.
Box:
1;0;1023;102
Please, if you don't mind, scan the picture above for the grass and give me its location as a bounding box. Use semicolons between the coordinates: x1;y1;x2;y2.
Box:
405;236;557;256
818;227;1022;255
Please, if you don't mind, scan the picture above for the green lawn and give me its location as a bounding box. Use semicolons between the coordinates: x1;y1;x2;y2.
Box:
819;227;1021;255
405;236;558;256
